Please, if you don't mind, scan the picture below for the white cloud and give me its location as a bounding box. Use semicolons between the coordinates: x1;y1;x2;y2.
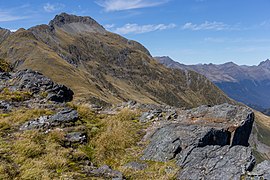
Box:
95;0;169;12
43;3;65;13
0;11;28;22
182;21;238;31
113;23;176;34
205;37;270;43
104;24;115;29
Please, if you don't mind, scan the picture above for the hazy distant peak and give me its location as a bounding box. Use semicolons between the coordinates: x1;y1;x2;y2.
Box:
258;59;270;68
49;13;106;34
223;61;237;66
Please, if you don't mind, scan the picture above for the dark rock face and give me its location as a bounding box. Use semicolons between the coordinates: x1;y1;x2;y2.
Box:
141;104;255;179
86;165;123;179
198;128;231;147
20;108;79;130
5;69;74;102
178;146;255;180
232;112;254;146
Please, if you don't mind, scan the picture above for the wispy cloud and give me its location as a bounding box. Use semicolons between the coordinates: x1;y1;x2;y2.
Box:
0;11;28;22
205;37;270;43
104;24;115;29
226;46;270;53
110;23;176;34
182;21;239;31
95;0;169;12
43;3;65;13
259;20;270;28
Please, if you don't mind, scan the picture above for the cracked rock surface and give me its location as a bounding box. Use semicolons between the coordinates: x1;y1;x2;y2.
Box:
141;103;256;179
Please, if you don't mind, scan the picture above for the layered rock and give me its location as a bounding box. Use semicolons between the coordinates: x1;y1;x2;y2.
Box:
1;69;74;103
141;103;255;179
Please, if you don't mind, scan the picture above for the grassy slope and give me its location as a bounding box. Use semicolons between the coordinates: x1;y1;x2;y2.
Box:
0;25;233;108
251;111;270;162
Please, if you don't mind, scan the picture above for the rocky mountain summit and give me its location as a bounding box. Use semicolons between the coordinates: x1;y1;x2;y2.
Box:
49;13;106;34
156;56;270;114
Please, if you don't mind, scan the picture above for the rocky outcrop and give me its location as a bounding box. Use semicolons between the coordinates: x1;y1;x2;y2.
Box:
20;108;79;130
1;69;74;103
141;104;255;179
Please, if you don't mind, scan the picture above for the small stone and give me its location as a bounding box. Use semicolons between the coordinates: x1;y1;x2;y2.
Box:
123;162;147;171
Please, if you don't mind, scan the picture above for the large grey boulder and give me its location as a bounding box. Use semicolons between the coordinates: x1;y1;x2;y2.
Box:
141;104;255;179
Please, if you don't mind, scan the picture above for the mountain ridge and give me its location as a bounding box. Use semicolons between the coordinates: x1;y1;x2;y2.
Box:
0;13;233;108
156;56;270;111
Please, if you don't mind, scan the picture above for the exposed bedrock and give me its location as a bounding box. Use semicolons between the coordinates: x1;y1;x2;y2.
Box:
141;104;255;179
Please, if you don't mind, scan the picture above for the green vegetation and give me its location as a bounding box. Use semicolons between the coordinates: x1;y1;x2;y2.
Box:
0;88;32;102
0;58;11;72
256;121;270;147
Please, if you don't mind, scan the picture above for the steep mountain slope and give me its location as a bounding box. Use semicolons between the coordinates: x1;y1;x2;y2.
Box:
156;56;270;110
0;13;233;108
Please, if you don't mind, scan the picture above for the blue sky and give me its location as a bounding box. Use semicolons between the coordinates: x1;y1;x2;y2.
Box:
1;0;270;65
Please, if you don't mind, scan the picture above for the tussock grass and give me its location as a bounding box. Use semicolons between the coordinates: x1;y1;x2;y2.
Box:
0;88;32;102
0;108;53;132
91;109;142;167
121;161;179;180
0;58;11;72
0;104;179;179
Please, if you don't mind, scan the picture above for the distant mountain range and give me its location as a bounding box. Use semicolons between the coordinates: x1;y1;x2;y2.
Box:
156;56;270;115
0;13;232;108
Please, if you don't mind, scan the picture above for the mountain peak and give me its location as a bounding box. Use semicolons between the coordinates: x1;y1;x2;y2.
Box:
223;61;237;66
49;13;106;34
258;59;270;68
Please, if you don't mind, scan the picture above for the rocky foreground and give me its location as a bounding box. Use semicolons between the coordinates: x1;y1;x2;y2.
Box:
0;69;269;179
